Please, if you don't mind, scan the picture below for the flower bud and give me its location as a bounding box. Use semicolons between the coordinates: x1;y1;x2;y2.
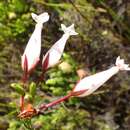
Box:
22;12;49;73
72;57;130;97
42;24;78;70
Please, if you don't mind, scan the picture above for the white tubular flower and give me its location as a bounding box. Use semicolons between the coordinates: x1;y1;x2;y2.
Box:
73;56;130;97
42;24;78;70
22;12;49;73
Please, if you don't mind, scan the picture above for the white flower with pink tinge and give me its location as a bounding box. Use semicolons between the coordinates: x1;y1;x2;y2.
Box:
42;24;78;70
73;56;130;97
22;12;49;73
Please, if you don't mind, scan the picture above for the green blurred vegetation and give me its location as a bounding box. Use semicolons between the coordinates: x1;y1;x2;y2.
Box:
0;0;130;130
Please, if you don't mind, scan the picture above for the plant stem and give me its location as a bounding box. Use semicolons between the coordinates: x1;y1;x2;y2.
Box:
38;94;72;111
20;95;24;111
20;70;28;111
38;90;87;113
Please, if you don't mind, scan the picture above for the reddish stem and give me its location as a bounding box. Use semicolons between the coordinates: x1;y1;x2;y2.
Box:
38;89;88;113
20;95;24;111
38;94;72;111
20;74;28;111
20;70;28;112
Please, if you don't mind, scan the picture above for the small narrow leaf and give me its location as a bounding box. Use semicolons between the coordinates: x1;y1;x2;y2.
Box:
42;53;49;71
24;54;28;74
11;83;25;96
29;82;36;98
71;89;88;96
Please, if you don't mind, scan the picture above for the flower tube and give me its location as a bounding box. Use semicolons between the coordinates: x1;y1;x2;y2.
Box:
22;12;49;73
42;24;78;70
72;56;130;97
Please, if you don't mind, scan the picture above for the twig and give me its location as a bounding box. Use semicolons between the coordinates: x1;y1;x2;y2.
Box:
38;94;72;111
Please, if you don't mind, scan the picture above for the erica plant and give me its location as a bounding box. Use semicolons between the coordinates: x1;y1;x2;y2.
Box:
12;12;130;120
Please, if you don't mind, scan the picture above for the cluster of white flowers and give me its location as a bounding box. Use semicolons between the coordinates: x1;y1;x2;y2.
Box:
22;12;130;98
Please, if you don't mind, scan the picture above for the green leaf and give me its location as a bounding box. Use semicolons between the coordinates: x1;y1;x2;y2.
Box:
11;0;27;13
29;82;36;98
11;83;25;96
46;79;57;85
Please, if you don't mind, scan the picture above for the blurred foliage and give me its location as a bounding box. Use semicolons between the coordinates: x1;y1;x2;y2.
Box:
0;0;33;43
42;53;78;96
0;0;130;130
